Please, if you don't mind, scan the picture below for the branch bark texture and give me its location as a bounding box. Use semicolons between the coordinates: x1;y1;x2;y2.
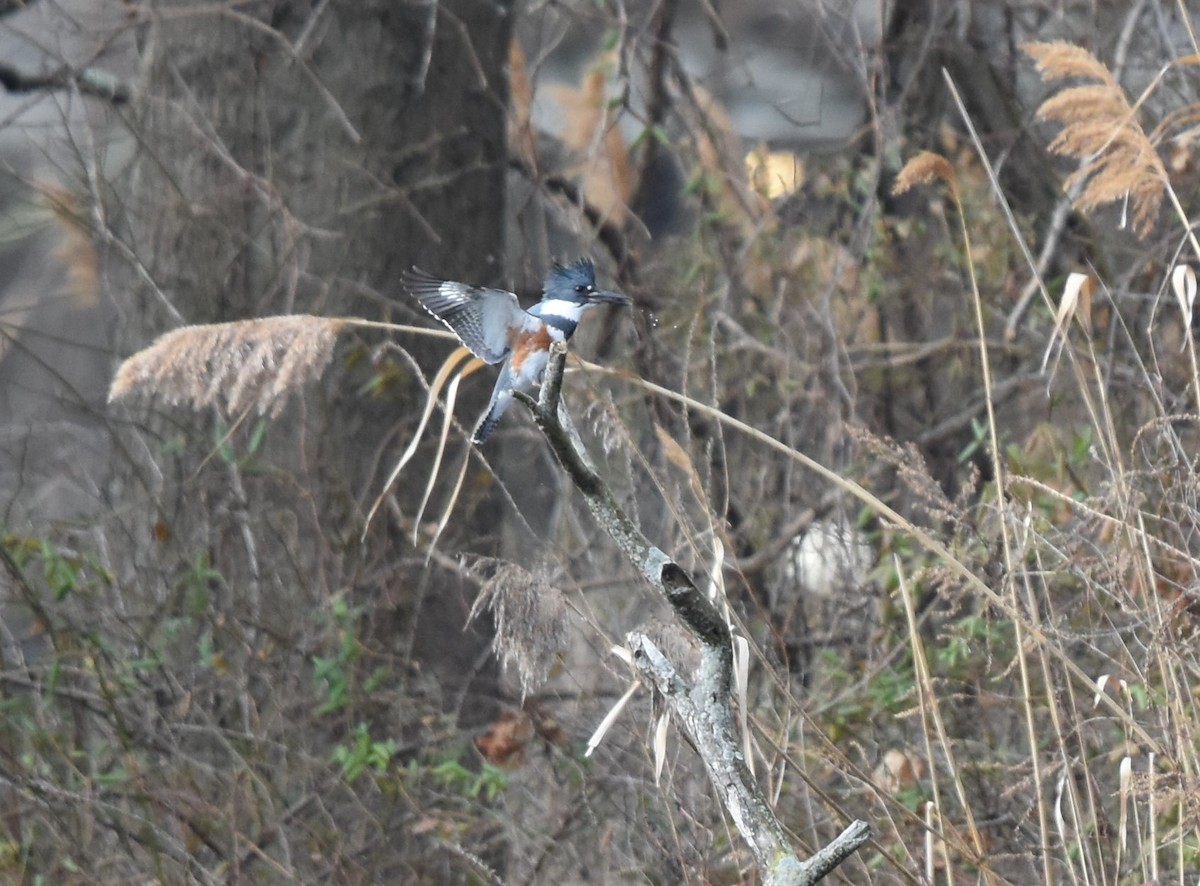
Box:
520;345;870;884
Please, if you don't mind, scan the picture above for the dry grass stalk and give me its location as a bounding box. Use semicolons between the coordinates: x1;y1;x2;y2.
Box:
109;315;348;418
470;562;569;700
1025;40;1166;237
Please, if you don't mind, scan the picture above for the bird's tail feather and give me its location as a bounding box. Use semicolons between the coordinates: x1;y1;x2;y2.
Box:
472;391;511;444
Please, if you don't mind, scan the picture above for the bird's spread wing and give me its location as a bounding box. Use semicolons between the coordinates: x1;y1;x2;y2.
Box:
403;269;526;364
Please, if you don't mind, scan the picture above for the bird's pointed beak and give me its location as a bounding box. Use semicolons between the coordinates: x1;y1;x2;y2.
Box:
589;288;632;306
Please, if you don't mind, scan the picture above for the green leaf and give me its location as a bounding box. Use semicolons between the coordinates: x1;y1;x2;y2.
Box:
247;419;268;455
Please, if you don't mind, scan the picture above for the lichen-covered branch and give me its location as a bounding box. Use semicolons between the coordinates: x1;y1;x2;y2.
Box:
629;632;790;870
525;347;729;652
519;344;870;884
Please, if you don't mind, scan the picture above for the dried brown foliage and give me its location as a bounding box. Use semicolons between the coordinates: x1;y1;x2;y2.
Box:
474;709;536;767
894;151;959;199
692;84;767;228
546;51;633;225
508;39;536;165
108;315;348;418
1025;40;1166;237
44;185;99;306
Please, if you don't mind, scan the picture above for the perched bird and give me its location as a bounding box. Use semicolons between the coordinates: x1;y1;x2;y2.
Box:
403;258;631;443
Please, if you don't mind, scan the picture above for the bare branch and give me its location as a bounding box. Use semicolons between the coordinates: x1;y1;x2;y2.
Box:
0;62;130;104
518;346;871;884
520;346;729;652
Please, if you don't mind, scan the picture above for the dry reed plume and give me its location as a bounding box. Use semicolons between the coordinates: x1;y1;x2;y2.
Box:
109;315;348;418
1025;40;1167;237
893;150;959;199
470;562;569;700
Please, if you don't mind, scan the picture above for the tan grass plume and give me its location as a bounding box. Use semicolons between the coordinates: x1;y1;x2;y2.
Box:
109;315;348;418
470;561;569;700
894;150;959;200
1025;40;1166;237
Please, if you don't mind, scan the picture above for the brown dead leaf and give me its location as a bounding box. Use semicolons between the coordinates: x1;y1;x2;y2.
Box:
474;710;535;768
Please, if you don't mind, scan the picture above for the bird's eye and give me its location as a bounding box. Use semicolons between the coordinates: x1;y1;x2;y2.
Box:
575;284;586;293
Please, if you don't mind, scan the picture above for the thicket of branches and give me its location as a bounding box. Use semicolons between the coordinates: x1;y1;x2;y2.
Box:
1;0;1199;882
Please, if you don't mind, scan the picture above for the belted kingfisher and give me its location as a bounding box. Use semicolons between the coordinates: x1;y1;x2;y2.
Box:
403;258;631;443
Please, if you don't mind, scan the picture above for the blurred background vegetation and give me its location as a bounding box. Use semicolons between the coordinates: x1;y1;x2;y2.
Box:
1;0;1198;882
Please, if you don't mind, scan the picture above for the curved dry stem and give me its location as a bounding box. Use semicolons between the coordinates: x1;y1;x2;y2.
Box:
362;346;483;541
